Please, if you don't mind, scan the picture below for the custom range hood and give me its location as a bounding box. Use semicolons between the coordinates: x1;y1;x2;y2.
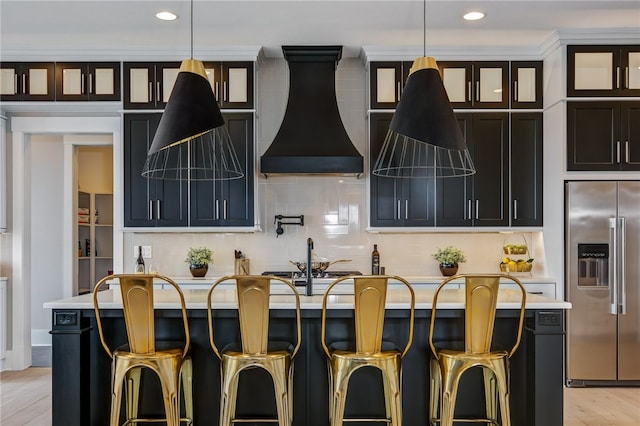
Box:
260;46;364;177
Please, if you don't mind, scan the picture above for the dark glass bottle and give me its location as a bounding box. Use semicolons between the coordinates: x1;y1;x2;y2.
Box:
371;244;380;275
135;245;145;274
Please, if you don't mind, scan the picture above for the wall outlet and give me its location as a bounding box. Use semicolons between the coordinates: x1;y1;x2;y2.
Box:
133;245;152;258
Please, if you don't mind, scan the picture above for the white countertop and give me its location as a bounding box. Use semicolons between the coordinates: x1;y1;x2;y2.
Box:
44;286;571;310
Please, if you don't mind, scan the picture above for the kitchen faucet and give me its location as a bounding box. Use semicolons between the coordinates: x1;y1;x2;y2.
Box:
306;238;313;296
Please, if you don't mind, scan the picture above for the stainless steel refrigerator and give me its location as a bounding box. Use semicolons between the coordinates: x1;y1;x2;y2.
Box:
566;181;640;386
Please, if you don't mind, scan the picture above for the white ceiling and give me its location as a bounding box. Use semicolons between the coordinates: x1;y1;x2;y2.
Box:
1;0;639;59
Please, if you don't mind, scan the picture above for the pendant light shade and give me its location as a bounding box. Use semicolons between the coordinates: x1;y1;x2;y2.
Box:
372;1;475;178
141;0;243;181
142;59;244;180
372;58;475;178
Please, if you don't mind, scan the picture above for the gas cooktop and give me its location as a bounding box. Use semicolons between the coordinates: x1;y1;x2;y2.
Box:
262;271;363;279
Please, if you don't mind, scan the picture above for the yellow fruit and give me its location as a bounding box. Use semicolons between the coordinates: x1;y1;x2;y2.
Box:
502;257;510;264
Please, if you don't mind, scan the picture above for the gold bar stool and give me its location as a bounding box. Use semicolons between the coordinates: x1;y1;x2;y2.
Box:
207;275;301;426
321;275;415;426
93;274;193;426
428;274;527;426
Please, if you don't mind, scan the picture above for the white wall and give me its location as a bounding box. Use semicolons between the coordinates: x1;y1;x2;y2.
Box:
30;135;65;346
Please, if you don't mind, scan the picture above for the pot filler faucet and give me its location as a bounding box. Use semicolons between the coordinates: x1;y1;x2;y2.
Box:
306;238;314;296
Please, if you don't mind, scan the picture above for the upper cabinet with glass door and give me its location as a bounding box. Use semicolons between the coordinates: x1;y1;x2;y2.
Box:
123;62;181;109
55;62;120;101
203;62;254;109
438;61;509;109
567;45;640;97
0;62;55;101
511;61;542;109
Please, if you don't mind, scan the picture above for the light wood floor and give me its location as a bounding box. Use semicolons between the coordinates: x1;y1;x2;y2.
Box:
1;368;639;425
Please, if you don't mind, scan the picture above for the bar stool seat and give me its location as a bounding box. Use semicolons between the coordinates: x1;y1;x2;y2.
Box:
207;275;301;426
428;274;526;426
321;275;415;426
93;274;193;426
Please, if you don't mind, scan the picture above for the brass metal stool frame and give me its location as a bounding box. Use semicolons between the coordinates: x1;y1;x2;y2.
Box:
428;274;526;426
321;275;415;426
93;274;193;426
207;275;302;426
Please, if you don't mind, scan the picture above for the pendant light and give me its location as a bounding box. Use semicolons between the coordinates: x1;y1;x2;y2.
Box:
371;0;475;178
142;0;243;181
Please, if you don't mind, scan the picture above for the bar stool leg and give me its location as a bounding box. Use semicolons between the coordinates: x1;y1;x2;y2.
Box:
157;360;180;426
381;358;402;426
219;364;241;426
330;358;351;426
110;365;126;426
440;360;465;426
489;358;511;426
266;361;290;426
180;358;193;424
125;367;142;423
483;367;497;425
429;358;441;425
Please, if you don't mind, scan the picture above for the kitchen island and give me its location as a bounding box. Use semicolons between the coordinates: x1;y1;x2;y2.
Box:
44;283;570;426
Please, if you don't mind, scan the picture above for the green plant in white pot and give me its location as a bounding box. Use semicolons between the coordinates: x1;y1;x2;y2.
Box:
185;246;213;277
432;246;467;276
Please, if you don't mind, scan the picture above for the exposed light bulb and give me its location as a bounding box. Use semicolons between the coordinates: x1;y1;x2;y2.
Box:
463;11;485;21
156;11;178;21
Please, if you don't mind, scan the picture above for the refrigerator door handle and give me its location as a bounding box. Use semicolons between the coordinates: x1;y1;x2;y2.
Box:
620;217;627;315
609;217;618;315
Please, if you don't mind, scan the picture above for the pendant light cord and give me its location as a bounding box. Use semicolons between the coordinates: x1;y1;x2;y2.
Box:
423;0;426;57
190;0;194;59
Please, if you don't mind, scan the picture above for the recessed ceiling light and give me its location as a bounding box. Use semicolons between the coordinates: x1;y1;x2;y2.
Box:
463;11;485;21
156;11;178;21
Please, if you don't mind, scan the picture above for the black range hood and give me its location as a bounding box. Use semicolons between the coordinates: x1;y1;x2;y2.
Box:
260;46;364;177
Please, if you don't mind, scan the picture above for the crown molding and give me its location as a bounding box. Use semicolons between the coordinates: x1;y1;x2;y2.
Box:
360;44;544;64
0;46;263;63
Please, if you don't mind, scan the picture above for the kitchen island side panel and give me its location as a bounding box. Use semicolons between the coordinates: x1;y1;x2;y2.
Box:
50;307;563;426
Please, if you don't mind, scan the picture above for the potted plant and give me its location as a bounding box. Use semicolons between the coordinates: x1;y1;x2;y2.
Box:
432;246;467;276
185;246;213;277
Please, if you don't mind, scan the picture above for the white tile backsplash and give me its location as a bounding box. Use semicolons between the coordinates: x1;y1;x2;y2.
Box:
123;57;546;279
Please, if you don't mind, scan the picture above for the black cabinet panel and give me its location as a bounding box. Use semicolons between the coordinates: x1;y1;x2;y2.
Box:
124;113;188;227
55;62;120;101
190;113;254;227
511;113;543;226
0;62;55;101
369;113;435;227
567;101;640;171
436;113;508;227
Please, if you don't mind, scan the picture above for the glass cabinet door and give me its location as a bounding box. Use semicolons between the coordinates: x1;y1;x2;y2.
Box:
568;45;640;97
511;61;542;109
370;62;403;109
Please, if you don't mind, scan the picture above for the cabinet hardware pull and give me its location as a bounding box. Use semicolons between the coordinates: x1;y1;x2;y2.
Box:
148;82;153;102
89;74;93;95
513;199;518;220
625;141;630;164
617;141;621;163
467;81;471;102
476;81;480;102
513;81;518;101
467;199;472;220
397;82;401;103
156;200;161;220
620;217;627;315
215;200;220;220
616;67;620;90
475;200;479;220
13;74;17;95
22;74;26;94
223;200;228;220
405;200;408;220
81;73;85;95
156;82;161;104
149;200;153;220
215;82;219;100
397;200;401;220
624;67;629;90
223;82;227;102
